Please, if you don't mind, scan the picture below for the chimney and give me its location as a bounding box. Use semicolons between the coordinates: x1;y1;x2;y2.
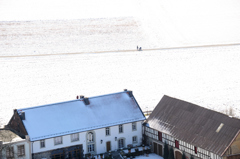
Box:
128;91;133;97
83;97;90;105
124;89;133;97
25;135;30;141
80;95;84;99
21;112;25;120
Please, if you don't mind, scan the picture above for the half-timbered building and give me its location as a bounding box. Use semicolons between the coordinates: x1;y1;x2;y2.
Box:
144;95;240;159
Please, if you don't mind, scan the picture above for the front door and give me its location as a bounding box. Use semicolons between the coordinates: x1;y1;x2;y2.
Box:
153;142;163;156
175;151;182;159
158;144;163;156
154;142;157;154
106;141;111;152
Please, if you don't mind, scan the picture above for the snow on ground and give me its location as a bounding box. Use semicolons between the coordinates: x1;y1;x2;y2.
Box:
93;153;163;159
1;45;240;125
0;18;145;56
1;0;240;124
1;0;240;48
137;0;240;47
134;154;163;159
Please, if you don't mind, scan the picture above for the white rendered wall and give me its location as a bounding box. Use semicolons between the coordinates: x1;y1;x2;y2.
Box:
32;121;143;155
2;139;31;159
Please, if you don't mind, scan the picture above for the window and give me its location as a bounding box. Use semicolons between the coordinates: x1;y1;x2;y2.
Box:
119;125;123;133
17;145;25;157
132;122;137;131
175;140;179;149
54;136;62;145
118;138;125;148
40;140;45;148
88;144;95;152
106;127;110;136
132;136;137;143
87;132;95;153
51;149;64;159
194;146;197;154
6;147;14;158
71;133;79;142
67;145;81;158
158;131;162;141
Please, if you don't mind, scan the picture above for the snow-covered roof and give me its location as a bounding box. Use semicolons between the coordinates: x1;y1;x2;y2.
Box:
17;90;145;141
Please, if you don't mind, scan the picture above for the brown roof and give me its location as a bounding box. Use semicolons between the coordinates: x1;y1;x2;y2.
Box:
146;95;240;156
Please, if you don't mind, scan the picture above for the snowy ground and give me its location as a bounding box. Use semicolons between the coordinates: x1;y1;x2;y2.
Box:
1;0;240;49
1;0;240;125
0;18;145;56
1;45;240;125
134;154;163;159
94;153;163;159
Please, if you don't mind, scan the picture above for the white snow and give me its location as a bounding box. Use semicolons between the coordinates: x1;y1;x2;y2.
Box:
1;0;240;47
1;0;240;125
134;154;163;159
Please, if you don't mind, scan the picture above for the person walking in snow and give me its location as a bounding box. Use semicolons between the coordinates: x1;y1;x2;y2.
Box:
137;46;138;50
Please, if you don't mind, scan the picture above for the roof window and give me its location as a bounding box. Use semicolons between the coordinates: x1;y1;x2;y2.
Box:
216;123;224;133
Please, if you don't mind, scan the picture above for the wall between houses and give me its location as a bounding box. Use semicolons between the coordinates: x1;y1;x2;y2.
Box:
32;121;143;155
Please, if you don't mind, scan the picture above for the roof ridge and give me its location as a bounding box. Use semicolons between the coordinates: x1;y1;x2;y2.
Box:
163;95;240;121
17;91;127;111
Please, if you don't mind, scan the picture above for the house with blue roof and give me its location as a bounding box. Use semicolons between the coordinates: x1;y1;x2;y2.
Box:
5;89;146;159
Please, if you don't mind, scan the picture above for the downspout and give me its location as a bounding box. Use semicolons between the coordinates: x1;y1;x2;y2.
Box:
27;136;32;159
32;141;34;159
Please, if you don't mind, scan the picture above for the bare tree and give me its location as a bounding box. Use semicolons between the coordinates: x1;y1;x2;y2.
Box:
224;105;235;117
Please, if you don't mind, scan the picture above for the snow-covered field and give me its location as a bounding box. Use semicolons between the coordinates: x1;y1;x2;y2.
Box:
1;45;240;125
0;18;145;56
1;0;240;125
1;0;240;48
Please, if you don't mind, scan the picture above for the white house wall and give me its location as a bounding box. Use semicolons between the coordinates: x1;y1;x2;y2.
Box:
32;121;143;155
1;138;31;159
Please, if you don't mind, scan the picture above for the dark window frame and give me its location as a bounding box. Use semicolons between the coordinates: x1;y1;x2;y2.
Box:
17;145;25;157
194;146;197;154
175;140;179;149
158;131;162;141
